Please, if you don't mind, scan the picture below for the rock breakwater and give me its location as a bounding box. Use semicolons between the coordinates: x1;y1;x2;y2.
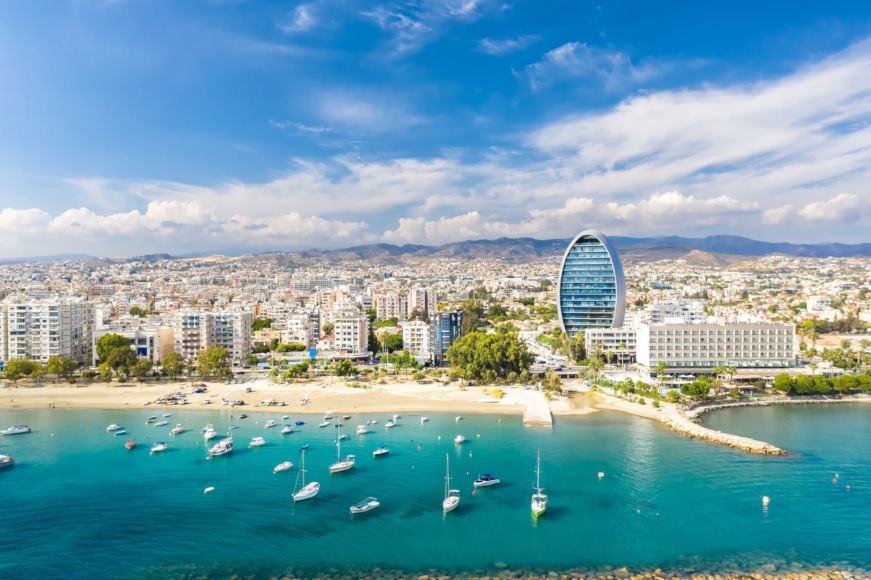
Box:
658;405;786;455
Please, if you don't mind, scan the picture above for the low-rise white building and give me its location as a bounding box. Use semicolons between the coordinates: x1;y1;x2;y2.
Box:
584;327;636;363
92;319;174;365
402;320;431;361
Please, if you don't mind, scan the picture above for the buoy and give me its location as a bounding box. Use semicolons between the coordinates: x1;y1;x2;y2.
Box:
846;485;851;491
476;434;480;438
417;445;421;451
469;452;472;457
598;472;605;479
438;436;441;440
204;487;215;494
762;496;770;506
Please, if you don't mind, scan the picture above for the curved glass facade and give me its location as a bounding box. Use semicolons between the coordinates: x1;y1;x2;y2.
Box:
557;230;626;338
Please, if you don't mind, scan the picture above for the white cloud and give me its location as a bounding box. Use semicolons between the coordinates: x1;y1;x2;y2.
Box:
314;90;426;130
762;205;794;225
798;193;865;222
525;42;666;91
477;34;540;56
281;4;318;33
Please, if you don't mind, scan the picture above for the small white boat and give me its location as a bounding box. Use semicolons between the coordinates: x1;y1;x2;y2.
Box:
373;446;389;457
0;454;14;469
282;415;290;420
201;423;214;432
356;425;369;435
154;420;169;427
209;437;233;456
293;449;319;502
229;424;239;429
420;417;429;423
113;429;127;436
204;427;217;440
350;497;380;514
366;420;376;425
274;461;294;473
474;473;500;487
170;424;185;435
106;424;122;432
454;435;465;444
249;436;265;447
151;442;168;453
384;420;395;429
1;424;31;435
323;410;333;420
281;425;293;435
393;414;401;421
145;416;157;424
204;486;215;494
338;434;347;440
455;416;462;422
264;420;276;429
329;426;355;473
163;413;171;417
443;453;460;514
318;421;330;428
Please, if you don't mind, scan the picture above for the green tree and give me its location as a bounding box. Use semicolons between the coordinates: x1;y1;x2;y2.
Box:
132;358;153;382
459;299;486;335
3;358;35;382
375;317;399;328
244;354;259;366
275;343;307;352
322;323;334;337
129;306;147;317
252;317;275;331
385;333;403;353
566;334;586;364
30;362;47;382
333;358;356;377
162;352;185;381
543;369;562;392
409;308;429;322
99;362;113;382
197;346;231;379
96;334;131;363
47;356;77;382
107;347;139;380
654;361;668;394
712;365;726;398
446;326;534;383
772;373;794;394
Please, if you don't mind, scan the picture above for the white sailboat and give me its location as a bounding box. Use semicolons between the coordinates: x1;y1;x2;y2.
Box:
531;449;547;518
329;424;355;473
442;453;460;514
292;448;320;502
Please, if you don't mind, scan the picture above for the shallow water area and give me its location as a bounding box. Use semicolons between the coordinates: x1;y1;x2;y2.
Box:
1;405;869;579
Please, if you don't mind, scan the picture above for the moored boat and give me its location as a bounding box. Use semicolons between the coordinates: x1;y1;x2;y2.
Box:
532;449;547;518
145;416;157;424
420;417;429;423
443;453;460;514
281;425;293;435
204;427;217;440
329;425;355;473
170;424;184;435
249;436;265;447
373;446;389;457
154;420;169;427
292;448;319;502
209;437;233;456
151;442;168;453
350;497;380;514
454;434;465;444
384;420;395;429
114;429;127;436
318;421;330;428
274;461;293;473
0;454;15;469
264;420;276;429
125;438;137;450
474;473;500;487
106;424;122;432
295;420;305;426
356;425;369;435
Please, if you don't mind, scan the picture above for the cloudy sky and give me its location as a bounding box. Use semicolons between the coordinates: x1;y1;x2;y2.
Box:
1;0;871;258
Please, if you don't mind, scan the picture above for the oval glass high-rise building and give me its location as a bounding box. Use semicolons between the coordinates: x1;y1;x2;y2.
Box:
557;230;626;338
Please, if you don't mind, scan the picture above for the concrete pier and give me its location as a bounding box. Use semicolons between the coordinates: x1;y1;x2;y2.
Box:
522;392;553;427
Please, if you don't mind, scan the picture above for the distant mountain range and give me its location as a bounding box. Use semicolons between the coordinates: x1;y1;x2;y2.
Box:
5;235;871;266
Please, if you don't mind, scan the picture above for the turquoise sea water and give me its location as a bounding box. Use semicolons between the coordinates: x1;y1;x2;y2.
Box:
1;404;870;579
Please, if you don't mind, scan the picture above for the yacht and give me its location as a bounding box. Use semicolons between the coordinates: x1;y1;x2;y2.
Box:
125;438;137;450
209;437;233;456
150;442;168;453
318;421;331;428
292;448;319;502
420;417;429;424
249;436;265;447
373;446;389;457
329;426;355;473
356;425;369;435
0;454;14;469
454;435;466;444
264;420;276;429
474;473;500;487
170;424;185;435
273;461;294;473
106;424;122;432
154;420;169;427
281;425;293;435
145;416;157;424
204;427;217;441
384;420;395;429
349;497;380;514
531;450;548;518
443;453;460;514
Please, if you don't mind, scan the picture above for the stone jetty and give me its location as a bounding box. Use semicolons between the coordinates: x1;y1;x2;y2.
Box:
658;405;786;455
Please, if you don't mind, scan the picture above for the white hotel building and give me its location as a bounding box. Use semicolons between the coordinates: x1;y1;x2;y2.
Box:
172;310;253;364
0;298;95;364
636;322;796;370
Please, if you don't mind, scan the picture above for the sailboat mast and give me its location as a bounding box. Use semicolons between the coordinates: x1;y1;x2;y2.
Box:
300;449;306;486
444;453;450;498
336;426;341;462
535;449;542;492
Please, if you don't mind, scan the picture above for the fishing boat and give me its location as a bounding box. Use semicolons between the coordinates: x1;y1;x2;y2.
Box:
531;449;547;518
292;448;319;502
106;424;122;432
281;425;293;435
154;420;169;427
420;417;429;423
249;436;265;447
264;420;276;429
443;453;460;514
145;416;157;424
209;436;233;456
350;497;380;514
474;473;500;487
150;442;168;453
384;420;395;429
0;454;14;469
274;461;294;473
125;438;137;450
454;434;465;444
329;426;355;473
170;424;184;435
356;425;369;435
318;421;330;428
373;446;389;457
204;426;217;440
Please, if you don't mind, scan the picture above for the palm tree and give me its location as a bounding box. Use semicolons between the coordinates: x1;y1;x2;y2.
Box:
617;343;627;369
588;358;604;382
809;361;818;376
712;365;726;398
655;361;667;396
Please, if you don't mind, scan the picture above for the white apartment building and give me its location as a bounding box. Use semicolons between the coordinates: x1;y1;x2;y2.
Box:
402;320;431;361
172;310;253;364
584;327;636;362
646;300;707;324
283;314;315;348
636;322;796;370
92;320;174;365
333;313;368;354
376;292;407;320
0;298;95;364
408;287;437;314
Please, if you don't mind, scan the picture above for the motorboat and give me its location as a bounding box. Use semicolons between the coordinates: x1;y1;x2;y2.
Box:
204;427;217;440
209;437;233;456
443;453;460;514
366;420;377;425
273;461;294;473
420;417;429;423
163;413;171;417
295;420;305;426
283;415;290;420
106;424;122;432
474;473;500;487
229;424;239;429
0;454;14;469
145;416;157;424
318;421;330;428
201;423;214;432
114;429;128;436
455;416;462;422
170;424;185;435
264;420;276;429
356;425;369;435
239;414;248;419
531;449;548;518
150;442;168;453
125;438;137;450
280;425;293;434
349;497;380;514
323;410;333;420
338;434;347;440
154;420;169;427
393;414;400;421
454;435;466;444
373;446;389;457
249;436;265;447
299;444;309;450
384;420;395;429
343;415;352;420
292;448;319;502
329;426;355;473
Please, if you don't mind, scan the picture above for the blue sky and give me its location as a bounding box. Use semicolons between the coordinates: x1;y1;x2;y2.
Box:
2;0;871;257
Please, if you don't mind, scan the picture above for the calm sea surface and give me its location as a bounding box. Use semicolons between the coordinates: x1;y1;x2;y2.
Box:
1;403;870;579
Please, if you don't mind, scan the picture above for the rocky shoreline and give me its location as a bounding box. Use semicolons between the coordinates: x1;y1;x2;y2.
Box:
658;404;786;455
684;395;871;420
